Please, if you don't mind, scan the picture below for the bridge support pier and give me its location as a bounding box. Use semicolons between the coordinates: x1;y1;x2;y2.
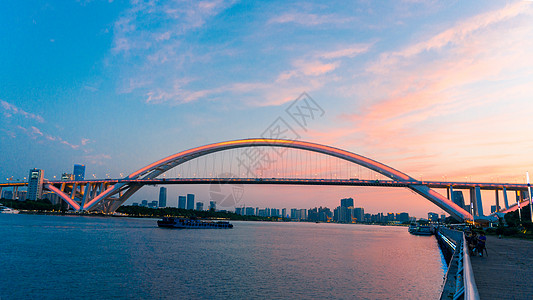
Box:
13;186;18;200
470;187;484;217
495;189;500;212
475;186;483;216
503;187;509;209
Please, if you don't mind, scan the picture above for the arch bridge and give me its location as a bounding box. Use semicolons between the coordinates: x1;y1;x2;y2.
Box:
3;139;530;221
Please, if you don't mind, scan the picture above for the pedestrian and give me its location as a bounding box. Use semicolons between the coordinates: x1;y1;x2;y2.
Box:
477;232;487;257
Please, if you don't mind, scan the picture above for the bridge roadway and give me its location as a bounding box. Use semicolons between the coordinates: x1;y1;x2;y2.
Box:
1;178;530;190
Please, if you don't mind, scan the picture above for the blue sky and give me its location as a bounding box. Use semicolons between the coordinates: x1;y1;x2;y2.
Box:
1;1;533;216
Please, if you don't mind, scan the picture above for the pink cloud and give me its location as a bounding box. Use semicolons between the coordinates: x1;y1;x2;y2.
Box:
318;43;374;59
268;13;353;26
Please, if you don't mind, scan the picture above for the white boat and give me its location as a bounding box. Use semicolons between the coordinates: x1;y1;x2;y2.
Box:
0;206;19;214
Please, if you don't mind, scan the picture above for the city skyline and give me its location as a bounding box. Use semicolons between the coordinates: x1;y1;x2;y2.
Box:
1;1;533;217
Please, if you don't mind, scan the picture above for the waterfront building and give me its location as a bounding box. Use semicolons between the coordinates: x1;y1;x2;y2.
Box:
159;187;167;208
196;202;204;211
255;207;259;216
245;207;255;216
334;205;353;223
42;192;60;205
299;209;307;220
258;208;268;217
73;164;85;180
178;196;186;209
186;194;195;210
282;208;287;218
149;201;158;208
132;202;139;206
17;190;27;201
397;212;410;223
27;168;44;201
428;212;439;222
235;207;243;215
2;190;13;199
270;208;280;217
353;207;364;222
364;213;371;222
340;197;354;208
141;200;148;207
209;201;216;211
290;208;299;219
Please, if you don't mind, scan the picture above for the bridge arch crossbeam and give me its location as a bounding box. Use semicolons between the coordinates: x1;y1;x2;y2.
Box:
79;138;473;221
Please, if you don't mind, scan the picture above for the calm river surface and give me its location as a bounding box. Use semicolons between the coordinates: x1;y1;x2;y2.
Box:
0;214;446;299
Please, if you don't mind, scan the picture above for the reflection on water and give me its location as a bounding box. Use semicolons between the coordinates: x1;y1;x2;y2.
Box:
0;214;444;299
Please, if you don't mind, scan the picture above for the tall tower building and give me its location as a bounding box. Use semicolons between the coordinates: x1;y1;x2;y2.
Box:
73;164;85;180
209;201;216;211
196;202;204;210
178;196;186;209
452;191;465;209
340;198;354;208
27;168;44;201
186;194;195;210
159;187;167;207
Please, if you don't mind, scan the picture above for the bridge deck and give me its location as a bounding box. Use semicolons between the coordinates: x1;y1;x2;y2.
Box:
470;235;533;299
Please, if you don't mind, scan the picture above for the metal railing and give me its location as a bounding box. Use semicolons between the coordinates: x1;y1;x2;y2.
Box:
439;228;479;300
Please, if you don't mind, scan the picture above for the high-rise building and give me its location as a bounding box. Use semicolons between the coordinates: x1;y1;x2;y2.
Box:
17;190;27;201
353;207;364;222
73;164;85;180
159;187;167;207
397;212;410;222
428;212;439;222
245;207;255;216
27;168;44;201
178;196;186;209
340;197;354;208
186;194;195;210
196;202;204;210
2;190;13;200
452;191;465;209
209;201;216;211
282;208;287;218
141;200;148;207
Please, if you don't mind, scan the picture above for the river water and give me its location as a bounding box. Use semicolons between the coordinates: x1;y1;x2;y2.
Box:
0;214;446;299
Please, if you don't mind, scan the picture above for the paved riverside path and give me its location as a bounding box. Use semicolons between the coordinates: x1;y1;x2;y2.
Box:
470;235;533;299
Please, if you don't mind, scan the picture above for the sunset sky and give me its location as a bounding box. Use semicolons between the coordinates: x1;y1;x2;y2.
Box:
1;0;532;217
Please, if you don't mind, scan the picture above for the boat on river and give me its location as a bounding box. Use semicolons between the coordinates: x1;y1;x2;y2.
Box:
157;217;233;229
0;205;19;214
408;222;433;235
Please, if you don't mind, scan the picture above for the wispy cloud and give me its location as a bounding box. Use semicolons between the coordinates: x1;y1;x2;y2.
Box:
268;12;353;26
83;154;112;166
1;100;45;123
325;2;533;181
15;125;90;150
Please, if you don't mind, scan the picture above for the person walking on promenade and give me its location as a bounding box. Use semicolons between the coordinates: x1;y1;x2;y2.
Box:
476;232;487;257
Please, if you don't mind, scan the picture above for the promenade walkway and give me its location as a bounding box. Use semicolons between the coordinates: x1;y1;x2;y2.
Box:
470;235;533;299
